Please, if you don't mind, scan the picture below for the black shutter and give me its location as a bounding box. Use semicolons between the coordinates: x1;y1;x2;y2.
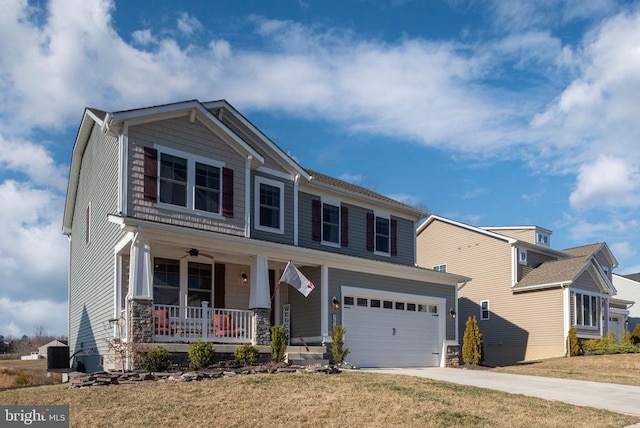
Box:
366;213;374;251
222;167;234;217
214;263;226;309
312;199;321;242
341;206;349;247
391;219;398;256
143;147;158;202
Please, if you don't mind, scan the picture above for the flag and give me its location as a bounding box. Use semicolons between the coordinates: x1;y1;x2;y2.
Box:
279;261;315;297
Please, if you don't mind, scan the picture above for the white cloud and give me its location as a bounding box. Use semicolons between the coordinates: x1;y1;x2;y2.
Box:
0;298;68;338
0;136;67;191
610;241;635;262
131;29;156;45
569;156;640;210
177;12;202;36
566;216;639;242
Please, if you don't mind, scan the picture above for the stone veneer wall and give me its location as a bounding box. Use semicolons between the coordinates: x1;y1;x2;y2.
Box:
446;344;461;367
129;298;153;344
253;308;271;345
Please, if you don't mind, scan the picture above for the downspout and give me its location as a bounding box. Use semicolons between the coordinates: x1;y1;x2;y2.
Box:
293;174;300;246
245;156;252;238
119;124;128;217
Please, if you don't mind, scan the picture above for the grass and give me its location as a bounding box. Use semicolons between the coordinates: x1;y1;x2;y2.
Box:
0;359;61;389
490;353;640;386
0;370;638;427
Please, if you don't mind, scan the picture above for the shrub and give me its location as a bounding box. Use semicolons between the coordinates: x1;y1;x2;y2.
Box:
13;373;32;387
567;327;580;356
143;346;172;372
630;324;640;346
188;341;216;370
234;344;260;365
462;316;484;365
330;325;349;364
270;325;287;363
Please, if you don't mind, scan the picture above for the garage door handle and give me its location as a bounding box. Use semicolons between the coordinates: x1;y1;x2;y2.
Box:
392;328;396;336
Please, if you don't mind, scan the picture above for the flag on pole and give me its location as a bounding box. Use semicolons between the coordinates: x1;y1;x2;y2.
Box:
279;261;315;297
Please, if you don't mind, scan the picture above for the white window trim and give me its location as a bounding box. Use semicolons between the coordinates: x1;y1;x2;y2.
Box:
518;248;527;265
480;300;490;320
154;145;225;219
254;176;285;234
573;290;602;330
321;196;341;248
373;210;391;257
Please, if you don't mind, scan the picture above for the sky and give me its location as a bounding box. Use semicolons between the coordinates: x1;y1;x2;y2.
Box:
1;0;639;338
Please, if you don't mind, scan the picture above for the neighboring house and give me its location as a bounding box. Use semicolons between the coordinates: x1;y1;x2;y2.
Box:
612;273;640;331
63;100;468;372
416;215;624;366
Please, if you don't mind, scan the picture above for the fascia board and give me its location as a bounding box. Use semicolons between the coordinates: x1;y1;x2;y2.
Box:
303;180;425;220
108;215;470;286
111;101;265;165
418;215;516;243
512;282;569;293
203;100;311;181
62;110;102;234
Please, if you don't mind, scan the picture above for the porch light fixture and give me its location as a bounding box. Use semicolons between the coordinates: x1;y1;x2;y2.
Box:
449;308;456;319
241;272;248;285
332;296;340;309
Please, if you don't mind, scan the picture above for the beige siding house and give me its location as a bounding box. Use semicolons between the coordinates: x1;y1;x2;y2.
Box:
417;215;625;366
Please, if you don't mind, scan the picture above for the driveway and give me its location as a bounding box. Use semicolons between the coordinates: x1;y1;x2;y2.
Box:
364;367;640;418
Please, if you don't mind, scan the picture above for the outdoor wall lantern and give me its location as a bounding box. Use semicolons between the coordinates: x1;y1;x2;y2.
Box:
332;296;340;309
241;272;248;285
449;308;456;319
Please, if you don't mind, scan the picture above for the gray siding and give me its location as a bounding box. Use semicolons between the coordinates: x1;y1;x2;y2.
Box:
297;192;415;265
249;172;295;244
329;268;457;341
69;124;125;373
289;267;322;338
127;116;246;236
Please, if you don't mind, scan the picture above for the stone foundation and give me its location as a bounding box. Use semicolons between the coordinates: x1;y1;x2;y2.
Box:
128;298;153;344
446;344;461;367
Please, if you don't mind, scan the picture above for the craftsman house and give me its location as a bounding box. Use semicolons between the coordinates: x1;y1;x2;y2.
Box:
416;215;625;366
63;100;468;372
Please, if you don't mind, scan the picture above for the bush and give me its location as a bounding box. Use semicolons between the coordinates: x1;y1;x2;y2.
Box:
567;327;580;356
330;325;349;364
630;324;640;345
188;341;216;370
583;343;640;355
234;344;260;365
462;316;484;365
270;325;287;363
143;346;172;372
13;373;32;387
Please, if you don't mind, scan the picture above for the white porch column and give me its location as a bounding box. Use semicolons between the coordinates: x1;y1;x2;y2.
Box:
129;238;152;299
249;255;270;309
320;264;329;341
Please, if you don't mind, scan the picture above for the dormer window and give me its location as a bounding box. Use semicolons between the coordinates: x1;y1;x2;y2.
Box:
519;248;527;264
536;232;550;246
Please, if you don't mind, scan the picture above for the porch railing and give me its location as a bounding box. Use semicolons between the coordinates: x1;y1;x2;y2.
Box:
153;302;253;344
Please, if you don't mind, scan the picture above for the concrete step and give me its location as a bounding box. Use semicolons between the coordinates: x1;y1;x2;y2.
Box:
286;352;326;361
287;359;330;366
286;345;326;353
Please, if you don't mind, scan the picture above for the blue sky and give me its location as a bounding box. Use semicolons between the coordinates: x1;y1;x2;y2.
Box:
1;0;640;337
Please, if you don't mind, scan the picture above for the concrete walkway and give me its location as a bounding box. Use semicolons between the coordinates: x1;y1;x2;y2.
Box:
364;367;640;419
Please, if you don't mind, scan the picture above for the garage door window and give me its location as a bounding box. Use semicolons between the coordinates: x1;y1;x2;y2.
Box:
371;299;381;308
407;303;416;311
395;302;405;310
357;298;368;307
383;300;393;309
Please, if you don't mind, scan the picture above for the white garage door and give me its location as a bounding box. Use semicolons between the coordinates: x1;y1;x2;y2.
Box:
341;288;443;368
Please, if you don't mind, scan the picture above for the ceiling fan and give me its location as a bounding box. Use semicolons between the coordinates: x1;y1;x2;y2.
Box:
180;248;214;260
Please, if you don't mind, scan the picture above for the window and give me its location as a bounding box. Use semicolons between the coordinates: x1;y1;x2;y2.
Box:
366;212;396;256
480;300;490;320
255;176;284;233
159;153;188;207
343;296;355;306
433;264;447;273
371;299;381;308
194;162;220;213
602;266;610;278
519;248;527;264
395;302;405;310
575;292;600;328
383;300;393;309
322;203;340;244
375;216;390;254
145;146;230;216
187;262;212;306
536;232;549;246
153;258;181;305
